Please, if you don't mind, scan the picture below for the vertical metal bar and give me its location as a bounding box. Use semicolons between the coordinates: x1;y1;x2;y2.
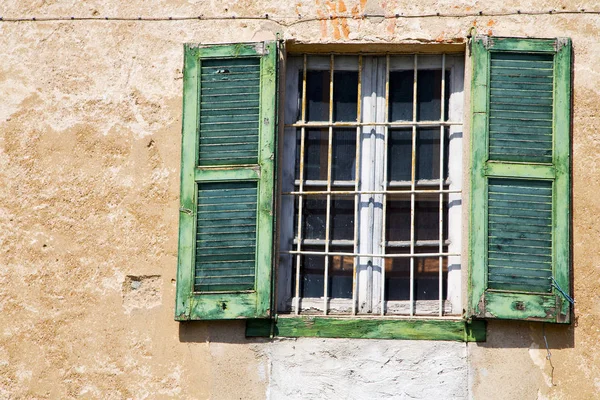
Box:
352;55;362;316
294;55;308;315
366;63;376;314
438;54;446;317
380;54;390;316
409;54;417;316
323;54;334;315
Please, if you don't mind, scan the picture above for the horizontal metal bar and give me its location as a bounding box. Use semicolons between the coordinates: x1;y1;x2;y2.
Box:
285;121;463;128
276;313;464;321
283;250;459;258
283;189;461;195
294;239;354;246
293;239;450;247
295;179;449;187
297;179;355;187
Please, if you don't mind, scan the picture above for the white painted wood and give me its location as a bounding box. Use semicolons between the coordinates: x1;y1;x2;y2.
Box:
371;57;386;315
278;56;302;311
289;297;453;315
446;56;465;314
357;57;374;313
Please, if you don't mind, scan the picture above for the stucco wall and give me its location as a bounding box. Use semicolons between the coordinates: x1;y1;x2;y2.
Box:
1;1;599;399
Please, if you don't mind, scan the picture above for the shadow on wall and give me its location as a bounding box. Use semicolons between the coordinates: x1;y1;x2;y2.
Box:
178;321;269;345
476;320;575;349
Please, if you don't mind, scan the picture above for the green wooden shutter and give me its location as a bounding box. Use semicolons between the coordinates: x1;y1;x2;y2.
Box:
469;36;571;323
175;42;277;320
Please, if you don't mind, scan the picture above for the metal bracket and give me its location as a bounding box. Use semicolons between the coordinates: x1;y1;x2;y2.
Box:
179;207;193;215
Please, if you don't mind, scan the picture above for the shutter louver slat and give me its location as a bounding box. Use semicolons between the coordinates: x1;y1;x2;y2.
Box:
487;178;553;293
198;58;261;166
194;181;258;292
488;52;554;164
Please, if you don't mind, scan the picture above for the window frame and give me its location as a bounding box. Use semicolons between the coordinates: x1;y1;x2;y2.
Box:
277;52;466;318
175;36;571;339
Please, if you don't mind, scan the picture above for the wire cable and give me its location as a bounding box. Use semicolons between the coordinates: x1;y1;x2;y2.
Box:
1;9;600;27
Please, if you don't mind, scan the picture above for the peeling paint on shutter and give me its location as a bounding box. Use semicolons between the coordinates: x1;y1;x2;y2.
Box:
469;36;571;323
176;42;277;321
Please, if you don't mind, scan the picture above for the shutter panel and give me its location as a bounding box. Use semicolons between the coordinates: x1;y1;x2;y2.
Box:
176;42;277;320
469;36;571;323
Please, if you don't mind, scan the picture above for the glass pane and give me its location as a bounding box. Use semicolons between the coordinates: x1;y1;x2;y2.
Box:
415;195;446;241
415;255;447;301
384;249;410;301
389;70;413;121
416;128;441;181
384;248;447;301
296;195;354;241
329;250;354;299
386;193;410;242
330;196;354;241
298;250;325;298
333;71;358;122
332;129;356;182
385;194;448;244
295;247;354;299
306;70;330;121
301;196;326;240
388;129;412;182
417;69;450;121
302;128;328;181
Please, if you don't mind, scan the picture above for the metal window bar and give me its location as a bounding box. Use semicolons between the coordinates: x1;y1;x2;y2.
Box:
284;188;461;195
352;55;363;316
439;54;446;317
323;54;335;315
409;54;418;316
380;55;390;316
287;121;463;127
285;250;460;258
290;53;460;316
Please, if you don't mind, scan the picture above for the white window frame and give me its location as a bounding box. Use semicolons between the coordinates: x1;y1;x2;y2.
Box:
278;52;464;317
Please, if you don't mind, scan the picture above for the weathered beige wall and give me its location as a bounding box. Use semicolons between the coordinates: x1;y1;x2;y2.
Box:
0;1;599;399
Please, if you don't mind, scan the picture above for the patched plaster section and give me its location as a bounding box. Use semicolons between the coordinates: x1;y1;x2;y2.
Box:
528;342;553;388
122;275;162;314
266;338;467;399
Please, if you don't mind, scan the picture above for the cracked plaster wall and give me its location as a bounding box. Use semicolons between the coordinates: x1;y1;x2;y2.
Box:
1;0;599;399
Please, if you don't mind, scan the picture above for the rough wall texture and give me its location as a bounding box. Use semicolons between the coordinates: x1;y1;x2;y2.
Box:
266;339;467;399
1;1;599;399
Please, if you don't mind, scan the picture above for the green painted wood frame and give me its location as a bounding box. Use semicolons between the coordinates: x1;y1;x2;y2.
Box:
175;42;277;320
469;36;571;323
247;317;486;342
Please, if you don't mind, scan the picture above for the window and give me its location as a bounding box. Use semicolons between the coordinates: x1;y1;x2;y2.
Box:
277;54;464;317
175;36;572;331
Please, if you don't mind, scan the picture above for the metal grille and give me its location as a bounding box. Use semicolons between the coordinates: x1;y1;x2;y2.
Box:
280;54;464;316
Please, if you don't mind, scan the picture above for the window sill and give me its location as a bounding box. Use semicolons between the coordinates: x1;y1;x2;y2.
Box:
246;316;486;342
